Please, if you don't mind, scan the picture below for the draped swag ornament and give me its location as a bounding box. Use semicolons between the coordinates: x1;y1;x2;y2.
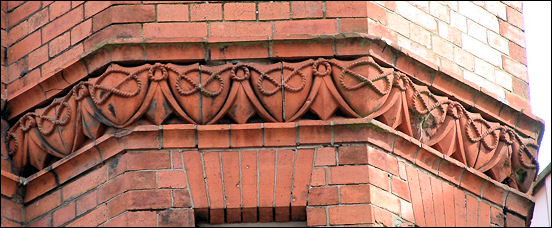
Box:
7;56;539;193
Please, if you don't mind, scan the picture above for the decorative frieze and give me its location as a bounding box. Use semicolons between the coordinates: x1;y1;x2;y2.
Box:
6;56;539;193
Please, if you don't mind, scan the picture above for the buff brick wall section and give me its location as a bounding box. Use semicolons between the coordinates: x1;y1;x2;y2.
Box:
1;1;532;117
2;121;531;227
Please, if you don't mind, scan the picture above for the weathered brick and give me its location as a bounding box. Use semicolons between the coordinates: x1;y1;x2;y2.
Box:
499;20;525;47
306;207;327;226
329;165;369;184
84;1;111;18
506;6;524;29
158;170;187;188
183;150;209;208
144;22;206;39
157;4;189;22
221;151;240;208
258;2;289;20
329;205;373;225
275;150;295;207
28;45;48;69
309;186;338;206
396;1;437;32
42;5;83;43
67;204;107;227
76;190;97;215
502;55;527;81
53;202;75;226
340;185;370;204
291;1;323;19
158;209;194;227
8;30;41;64
197;125;229;148
63;166;107;200
26;190;62;222
49;1;71;20
458;1;499;32
48;32;70;57
8;1;41;27
108;190;171;218
338;145;368;165
210;22;272;38
224;3;255;21
203;151;224;209
190;3;221;21
275;19;337;36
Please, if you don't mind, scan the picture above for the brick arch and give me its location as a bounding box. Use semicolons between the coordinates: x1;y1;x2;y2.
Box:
182;149;315;224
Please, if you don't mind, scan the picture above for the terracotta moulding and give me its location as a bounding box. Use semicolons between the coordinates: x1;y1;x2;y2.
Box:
5;55;539;194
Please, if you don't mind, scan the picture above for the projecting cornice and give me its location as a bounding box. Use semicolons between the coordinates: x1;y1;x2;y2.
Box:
5;54;539;194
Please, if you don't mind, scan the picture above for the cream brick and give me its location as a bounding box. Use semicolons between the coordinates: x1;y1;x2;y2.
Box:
398;35;440;67
463;70;506;100
440;57;464;76
462;33;502;67
396;1;437;32
387;13;410;37
494;69;513;91
467;20;487;43
487;30;509;54
429;1;450;23
432;35;454;60
438;21;449;38
441;1;458;11
409;23;432;49
474;58;496;82
409;1;429;12
458;1;499;32
484;1;507;20
450;10;467;33
503;1;522;12
453;46;475;71
437;20;462;46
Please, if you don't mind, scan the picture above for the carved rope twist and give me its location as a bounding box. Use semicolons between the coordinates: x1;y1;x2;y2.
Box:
313;60;332;77
88;69;143;105
231;65;251;81
148;63;169;82
402;75;501;151
35;99;72;135
336;60;392;96
248;64;307;96
173;65;225;97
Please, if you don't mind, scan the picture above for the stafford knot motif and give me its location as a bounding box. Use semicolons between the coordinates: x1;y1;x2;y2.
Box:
6;56;538;193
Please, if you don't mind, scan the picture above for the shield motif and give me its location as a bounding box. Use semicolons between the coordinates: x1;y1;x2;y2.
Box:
167;63;202;124
87;64;149;127
484;130;513;182
458;112;501;170
282;60;313;121
199;64;233;124
330;56;394;117
510;137;538;193
33;95;84;156
250;62;285;122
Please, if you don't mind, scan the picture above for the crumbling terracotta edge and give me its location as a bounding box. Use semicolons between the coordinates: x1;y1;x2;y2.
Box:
0;170;23;197
19;118;534;213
